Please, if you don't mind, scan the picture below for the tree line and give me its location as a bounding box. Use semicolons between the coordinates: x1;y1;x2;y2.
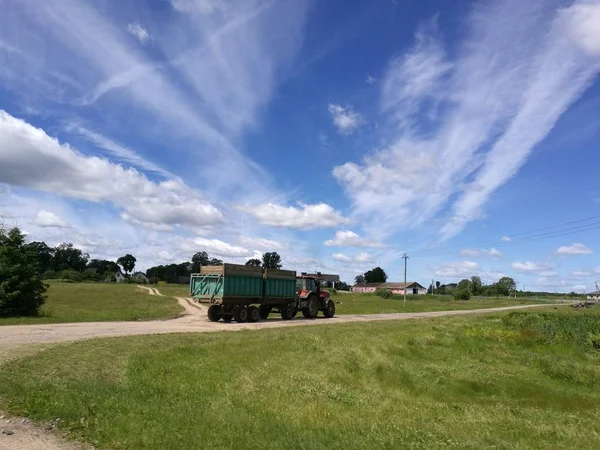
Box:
146;251;284;283
21;240;138;282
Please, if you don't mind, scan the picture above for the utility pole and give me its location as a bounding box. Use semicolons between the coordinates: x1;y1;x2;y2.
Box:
402;253;409;308
431;279;435;295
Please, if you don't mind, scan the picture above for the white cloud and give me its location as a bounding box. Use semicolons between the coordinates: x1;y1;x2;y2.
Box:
461;248;503;258
557;243;593;255
324;230;384;248
596;268;600;274
512;261;547;272
170;0;225;14
239;203;350;230
126;23;150;44
332;252;373;264
501;236;511;242
334;0;600;239
158;251;178;262
239;236;288;251
0;111;223;232
187;238;254;257
366;75;376;85
354;252;373;263
332;253;352;263
35;210;68;228
71;126;174;178
328;104;363;135
572;270;592;278
432;261;479;278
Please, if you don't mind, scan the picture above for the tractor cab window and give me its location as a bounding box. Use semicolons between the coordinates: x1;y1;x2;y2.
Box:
296;279;304;291
307;278;317;292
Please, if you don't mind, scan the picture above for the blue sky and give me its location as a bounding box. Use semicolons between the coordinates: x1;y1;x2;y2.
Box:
1;0;599;292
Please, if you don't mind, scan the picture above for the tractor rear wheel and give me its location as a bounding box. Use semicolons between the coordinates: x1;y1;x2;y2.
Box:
259;305;271;320
302;295;319;319
280;304;295;320
248;306;260;323
233;306;248;323
323;300;336;318
207;305;222;322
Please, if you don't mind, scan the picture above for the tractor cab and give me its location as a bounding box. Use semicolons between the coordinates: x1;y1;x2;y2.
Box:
296;275;330;302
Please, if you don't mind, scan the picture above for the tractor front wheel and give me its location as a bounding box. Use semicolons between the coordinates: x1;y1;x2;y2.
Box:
302;295;319;319
207;305;222;322
323;300;336;318
233;306;248;323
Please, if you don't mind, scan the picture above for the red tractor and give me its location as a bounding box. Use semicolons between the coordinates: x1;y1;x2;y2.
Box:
295;275;336;319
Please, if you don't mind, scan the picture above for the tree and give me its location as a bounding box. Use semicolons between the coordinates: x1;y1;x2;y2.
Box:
24;241;54;275
354;274;365;285
471;276;483;295
496;277;516;296
245;258;262;267
262;252;282;269
208;258;223;266
364;267;388;283
191;251;210;272
87;259;119;276
457;278;471;292
52;243;89;272
117;254;136;276
454;288;471;300
0;226;47;317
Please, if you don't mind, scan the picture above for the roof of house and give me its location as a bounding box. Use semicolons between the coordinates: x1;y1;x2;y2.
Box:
587;291;600;295
352;282;383;288
381;282;425;289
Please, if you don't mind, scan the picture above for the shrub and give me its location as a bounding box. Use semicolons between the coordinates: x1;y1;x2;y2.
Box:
0;226;47;317
454;288;471;301
375;288;393;299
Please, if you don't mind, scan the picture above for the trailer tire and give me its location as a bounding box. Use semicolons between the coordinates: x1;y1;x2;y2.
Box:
207;305;222;322
233;306;248;323
323;299;336;318
259;306;271;320
302;295;319;319
280;304;295;320
248;306;260;323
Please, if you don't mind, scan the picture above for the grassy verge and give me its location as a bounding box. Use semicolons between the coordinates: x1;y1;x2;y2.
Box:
330;293;550;314
152;284;190;297
0;283;183;325
0;306;598;449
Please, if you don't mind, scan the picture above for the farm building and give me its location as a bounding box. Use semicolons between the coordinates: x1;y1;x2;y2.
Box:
352;282;427;295
131;272;150;283
587;291;600;300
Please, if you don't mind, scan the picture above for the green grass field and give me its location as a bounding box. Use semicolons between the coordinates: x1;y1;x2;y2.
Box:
1;306;598;449
330;292;551;314
0;282;183;325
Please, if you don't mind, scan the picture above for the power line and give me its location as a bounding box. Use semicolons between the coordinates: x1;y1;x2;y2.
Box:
408;215;600;259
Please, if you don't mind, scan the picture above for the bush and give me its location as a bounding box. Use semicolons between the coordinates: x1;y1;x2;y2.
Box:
375;288;393;299
454;288;471;300
0;226;47;317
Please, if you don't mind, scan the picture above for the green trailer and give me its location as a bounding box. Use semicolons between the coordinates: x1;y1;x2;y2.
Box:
190;264;335;323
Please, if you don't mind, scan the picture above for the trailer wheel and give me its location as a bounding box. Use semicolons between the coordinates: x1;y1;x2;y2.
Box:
233;306;248;323
259;306;271;320
323;300;336;318
302;295;319;319
248;306;260;323
280;304;295;320
207;305;222;322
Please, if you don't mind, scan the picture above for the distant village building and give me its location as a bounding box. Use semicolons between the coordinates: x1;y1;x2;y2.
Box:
352;282;427;295
105;271;126;283
131;272;149;284
587;291;600;300
440;283;458;292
